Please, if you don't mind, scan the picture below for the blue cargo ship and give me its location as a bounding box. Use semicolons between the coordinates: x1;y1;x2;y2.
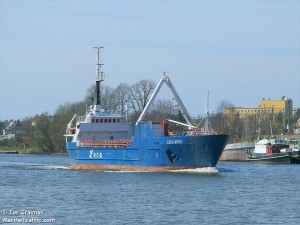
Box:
65;48;229;171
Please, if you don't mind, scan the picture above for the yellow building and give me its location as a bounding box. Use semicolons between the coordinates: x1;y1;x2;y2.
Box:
225;107;272;118
225;97;293;119
259;97;293;115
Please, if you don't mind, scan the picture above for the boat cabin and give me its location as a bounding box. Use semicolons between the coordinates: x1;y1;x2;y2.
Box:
65;104;132;144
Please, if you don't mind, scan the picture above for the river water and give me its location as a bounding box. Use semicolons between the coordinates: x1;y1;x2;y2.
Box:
0;154;299;225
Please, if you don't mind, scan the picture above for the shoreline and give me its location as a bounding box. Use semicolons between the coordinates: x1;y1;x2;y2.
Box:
0;149;68;156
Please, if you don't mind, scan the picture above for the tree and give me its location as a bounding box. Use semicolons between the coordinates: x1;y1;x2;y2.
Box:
154;99;176;116
291;108;300;127
210;112;224;134
100;86;117;111
84;84;120;112
274;111;285;134
114;83;131;114
211;100;235;135
29;113;54;154
52;102;86;153
143;99;176;122
216;99;235;113
0;120;4;132
129;80;156;113
84;85;95;105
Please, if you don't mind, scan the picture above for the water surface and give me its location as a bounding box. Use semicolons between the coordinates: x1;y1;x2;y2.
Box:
1;154;299;224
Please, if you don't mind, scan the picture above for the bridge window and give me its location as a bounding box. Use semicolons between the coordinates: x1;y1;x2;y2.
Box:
96;119;99;123
109;119;112;123
113;119;116;123
100;119;103;123
104;119;107;123
91;119;95;123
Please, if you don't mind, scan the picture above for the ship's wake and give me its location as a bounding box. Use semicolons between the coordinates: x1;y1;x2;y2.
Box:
169;167;219;174
101;167;219;173
103;170;147;173
41;165;71;170
0;162;71;170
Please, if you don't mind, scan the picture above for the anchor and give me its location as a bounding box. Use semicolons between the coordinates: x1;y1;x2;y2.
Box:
166;149;177;164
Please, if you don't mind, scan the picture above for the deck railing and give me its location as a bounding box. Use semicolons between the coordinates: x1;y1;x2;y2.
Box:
77;139;133;149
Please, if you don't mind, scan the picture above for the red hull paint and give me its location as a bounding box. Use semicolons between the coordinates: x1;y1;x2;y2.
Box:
72;164;206;172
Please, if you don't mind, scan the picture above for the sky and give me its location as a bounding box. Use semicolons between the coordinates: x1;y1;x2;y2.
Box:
0;0;300;120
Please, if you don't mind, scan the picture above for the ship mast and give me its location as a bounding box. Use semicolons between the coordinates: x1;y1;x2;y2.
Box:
93;47;105;105
204;90;211;134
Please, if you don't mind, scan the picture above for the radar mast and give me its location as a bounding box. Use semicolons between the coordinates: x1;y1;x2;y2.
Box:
93;46;105;105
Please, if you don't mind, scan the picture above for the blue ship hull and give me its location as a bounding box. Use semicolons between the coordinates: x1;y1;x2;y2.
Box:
67;122;229;171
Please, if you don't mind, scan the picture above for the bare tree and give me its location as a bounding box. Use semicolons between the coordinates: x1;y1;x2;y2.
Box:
144;99;176;121
114;83;131;114
84;85;95;105
101;86;118;111
210;100;235;135
216;99;235;113
154;99;176;116
129;79;156;113
84;84;117;112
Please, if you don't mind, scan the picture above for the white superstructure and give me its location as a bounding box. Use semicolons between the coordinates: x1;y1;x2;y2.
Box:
65;47;132;144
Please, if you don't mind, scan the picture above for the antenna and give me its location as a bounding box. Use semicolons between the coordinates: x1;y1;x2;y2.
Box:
93;47;104;105
204;90;211;134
